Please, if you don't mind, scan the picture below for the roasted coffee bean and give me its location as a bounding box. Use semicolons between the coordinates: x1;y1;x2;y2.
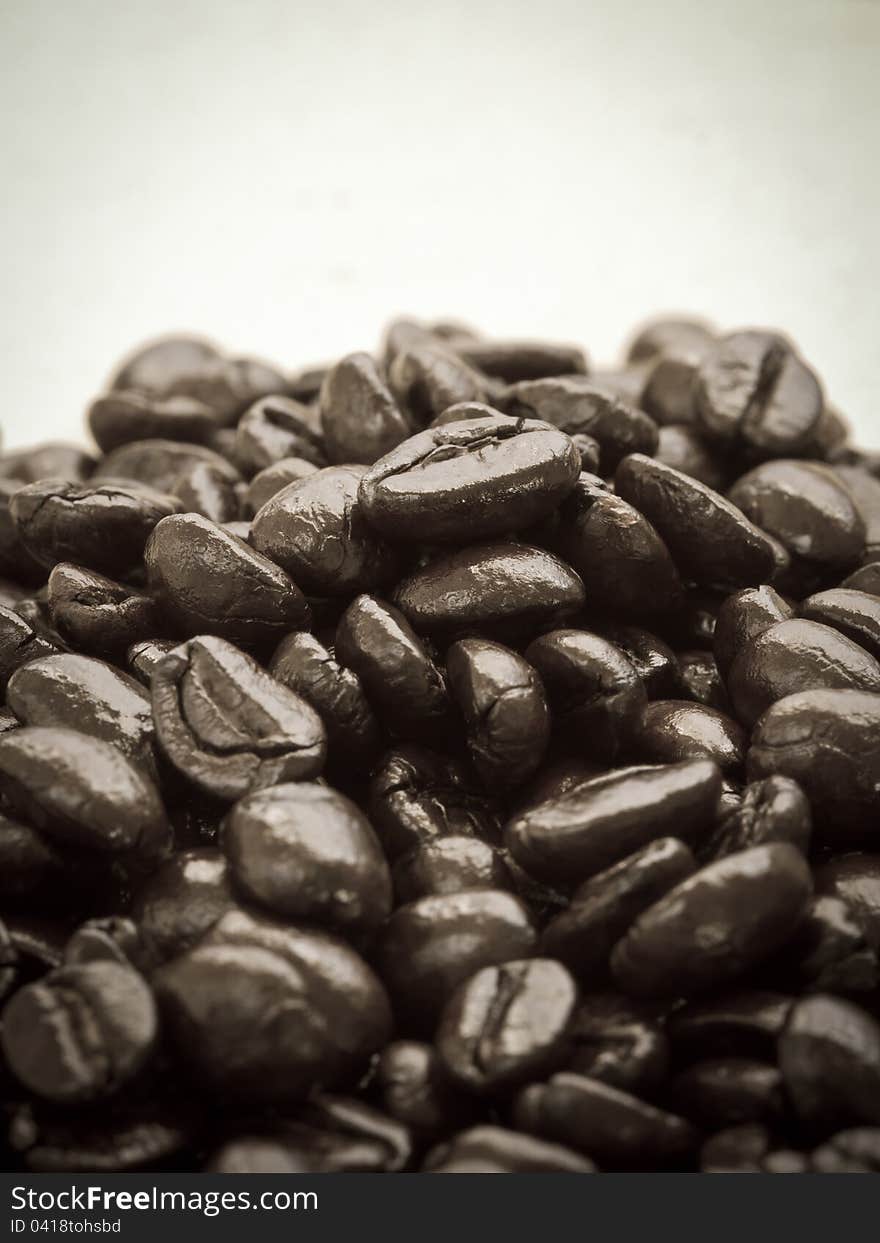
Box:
505;760;721;886
593;623;680;698
611;844;812;998
455;339;587;383
145;512;310;644
516;756;605;811
0;604;63;690
244;457;319;513
0;811;67;900
698;775;811;864
540;838;696;981
767;895;879;994
694;331;823;456
728;460;865;574
320;352;411;465
375;1041;479;1139
810;1129;880;1173
126;638;178;686
358;416;579;544
747;689;880;839
640;331;712;425
667;991;794;1061
627;316;715;366
10;479;179;576
833;465;880;562
7;654;154;771
631;700;746;773
506;377;658;473
555;476;683;618
94;439;239;494
47;564;163;659
436;959;577;1093
0;442;95;483
222;782;391;934
841;562;880;596
778;995;880;1126
269;630;381;771
525;629;646;762
800;588;880;661
131;849;235;964
9;1098;196;1173
815;854;880;952
616;454;784;590
64;917;144;969
1;961;157;1103
670;1058;784;1128
514;1073;696;1167
392;836;512;903
0;726;168;856
368;745;500;859
654;425;728;491
88;390;225;452
423;1124;595;1173
699;1123;771;1173
251;466;401;596
566;993;669;1093
388;343;486;426
233;395;326;474
377;889;537;1027
170;460;240;524
0;481;45;582
273;1095;412;1173
728;618;880;727
393;542;585;637
335;595;452;743
155;908;391;1102
713;583;793;677
151;635;326;801
677;650;729;711
446;637;549;788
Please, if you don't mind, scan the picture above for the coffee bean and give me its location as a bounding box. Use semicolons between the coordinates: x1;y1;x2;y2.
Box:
392;836;512;903
0;811;67;900
151;635;326;801
810;1129;880;1173
699;1123;771;1173
88;391;225;452
232;396;326;474
375;1041;479;1140
677;650;730;711
566;993;669;1093
170;461;241;524
0;442;95;484
800;588;880;661
631;700;746;772
670;1058;783;1128
779;995;880;1126
627;317;715;366
131;849;235;964
814;854;880;952
423;1124;595;1173
505;760;721;885
610;844;812;998
388;344;486;426
94;439;239;494
593;623;681;698
126;638;178;686
245;457;319;513
455;340;588;383
222;782;391;933
667;992;793;1062
320;353;411;464
713;584;793;677
841;562;880;596
655;425;728;491
1;961;157;1103
767;895;879;994
698;775;812;863
47;564;164;659
0;605;63;690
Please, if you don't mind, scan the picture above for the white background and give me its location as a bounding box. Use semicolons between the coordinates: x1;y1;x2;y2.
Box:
1;0;878;450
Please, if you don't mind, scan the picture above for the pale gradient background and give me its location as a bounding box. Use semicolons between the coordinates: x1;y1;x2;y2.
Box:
1;0;878;449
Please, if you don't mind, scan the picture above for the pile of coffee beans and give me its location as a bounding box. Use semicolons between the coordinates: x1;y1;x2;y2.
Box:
1;316;879;1173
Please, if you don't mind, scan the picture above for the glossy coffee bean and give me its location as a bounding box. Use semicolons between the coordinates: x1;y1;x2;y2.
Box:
728;460;865;573
456;339;587;383
713;584;793;678
525;629;646;762
359;416;579;544
151;635;326;801
335;595;452;742
0;481;45;583
768;895;878;994
0;605;62;690
655;425;728;491
244;457;319;513
667;991;793;1061
269;630;381;771
64;916;144;970
555;476;683;618
447;637;549;788
677;650;729;711
6;654;154;771
388;343;486;426
800;588;880;661
130;849;235;964
251;466;401;597
170;461;240;524
841;562;880;596
1;961;157;1103
88;386;226;452
506;377;658;473
375;1041;479;1139
0;726;168;856
94;439;239;494
277;1094;412;1173
566;993;669;1093
232;396;326;474
833;465;880;562
320;352;411;465
10;479;179;576
505;760;721;886
368;745;500;859
391;836;512;903
728;618;880;727
540;838;696;981
698;775;811;864
145;512;310;644
616;454;783;590
631;700;746;773
814;854;880;952
423;1124;594;1173
47;564;163;659
222;782;391;934
126;638;178;686
515;1072;696;1167
594;623;680;698
747;689;880;838
670;1058;783;1128
109;334;280;416
611;844;812;998
393;542;585;637
0;442;94;484
377;889;537;1027
155;908;391;1102
640;331;712;425
694;331;823;456
436;958;577;1093
779;995;880;1126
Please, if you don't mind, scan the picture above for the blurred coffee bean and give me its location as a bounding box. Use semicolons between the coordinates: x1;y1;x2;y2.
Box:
320;352;411;465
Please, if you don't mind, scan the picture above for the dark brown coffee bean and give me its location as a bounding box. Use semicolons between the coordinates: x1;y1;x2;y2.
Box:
713;584;793;678
320;352;411;465
170;461;241;524
94;439;239;494
779;995;880;1126
244;457;319;513
391;836;512;903
566;993;669;1093
131;849;235;964
388;343;486;426
47;564;163;659
668;990;793;1061
455;339;587;383
800;588;880;661
375;1041;479;1140
698;775;811;864
677;649;730;711
88;391;225;452
0;442;95;484
815;854;880;953
670;1058;783;1128
631;700;746;773
232;395;326;474
0;605;63;691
